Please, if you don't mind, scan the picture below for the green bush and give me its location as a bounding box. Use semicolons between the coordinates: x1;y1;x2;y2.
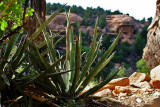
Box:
116;67;128;77
136;58;149;75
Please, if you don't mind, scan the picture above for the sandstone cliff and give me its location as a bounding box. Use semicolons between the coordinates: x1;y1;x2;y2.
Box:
105;15;144;44
46;12;83;32
46;13;144;42
143;0;160;71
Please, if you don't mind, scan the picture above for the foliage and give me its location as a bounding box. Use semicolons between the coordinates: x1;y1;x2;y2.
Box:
25;11;122;106
116;67;128;78
147;17;153;23
0;3;65;106
102;34;112;50
112;42;131;63
112;10;122;15
134;33;145;57
136;58;149;75
140;17;146;24
0;2;123;106
99;15;106;28
134;25;148;57
0;0;34;31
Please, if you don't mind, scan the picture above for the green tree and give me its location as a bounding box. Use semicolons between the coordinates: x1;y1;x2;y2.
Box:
141;25;148;43
99;15;106;28
46;2;52;15
102;34;112;50
136;58;149;75
140;17;146;24
134;33;145;57
113;10;122;15
147;17;153;23
112;42;131;63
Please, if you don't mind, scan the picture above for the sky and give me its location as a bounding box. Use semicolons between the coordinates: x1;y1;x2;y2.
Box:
46;0;156;20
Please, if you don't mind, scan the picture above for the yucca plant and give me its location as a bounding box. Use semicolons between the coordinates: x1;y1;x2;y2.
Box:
0;5;66;106
24;10;122;106
63;12;122;99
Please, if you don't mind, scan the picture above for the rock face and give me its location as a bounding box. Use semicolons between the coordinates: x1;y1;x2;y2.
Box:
105;15;143;44
46;12;83;32
143;0;160;71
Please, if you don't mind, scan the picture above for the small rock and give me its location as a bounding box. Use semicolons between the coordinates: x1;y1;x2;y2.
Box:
129;72;150;85
150;80;160;89
113;86;131;95
136;98;142;103
153;91;160;97
150;65;160;80
93;89;112;97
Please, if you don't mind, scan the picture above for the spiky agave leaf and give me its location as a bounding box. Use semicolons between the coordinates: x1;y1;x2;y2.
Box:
76;31;121;95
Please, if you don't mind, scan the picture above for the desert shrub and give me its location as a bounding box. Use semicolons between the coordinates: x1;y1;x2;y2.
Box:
136;58;149;75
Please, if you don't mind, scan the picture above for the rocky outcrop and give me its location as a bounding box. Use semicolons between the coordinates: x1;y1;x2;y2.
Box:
105;15;143;44
143;0;160;71
129;72;150;85
46;12;82;32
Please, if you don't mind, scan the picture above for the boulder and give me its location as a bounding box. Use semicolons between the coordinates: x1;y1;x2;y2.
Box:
97;77;129;92
129;72;150;85
132;81;152;89
143;0;160;71
150;65;160;80
150;80;160;89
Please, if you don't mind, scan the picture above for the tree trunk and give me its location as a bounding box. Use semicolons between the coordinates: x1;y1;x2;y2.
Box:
24;0;46;44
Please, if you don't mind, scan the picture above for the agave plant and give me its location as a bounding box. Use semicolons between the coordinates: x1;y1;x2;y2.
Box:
23;10;122;106
0;5;66;106
63;12;122;99
0;3;121;105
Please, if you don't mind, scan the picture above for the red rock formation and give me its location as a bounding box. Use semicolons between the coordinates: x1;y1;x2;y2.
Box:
105;14;143;44
46;12;82;32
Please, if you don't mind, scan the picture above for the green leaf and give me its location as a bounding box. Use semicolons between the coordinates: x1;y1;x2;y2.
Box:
1;35;17;69
69;28;75;85
35;13;66;93
31;4;65;40
77;18;99;86
1;19;8;31
77;31;121;95
20;56;64;88
19;0;25;3
70;35;81;94
78;68;122;98
1;73;10;86
35;13;58;64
